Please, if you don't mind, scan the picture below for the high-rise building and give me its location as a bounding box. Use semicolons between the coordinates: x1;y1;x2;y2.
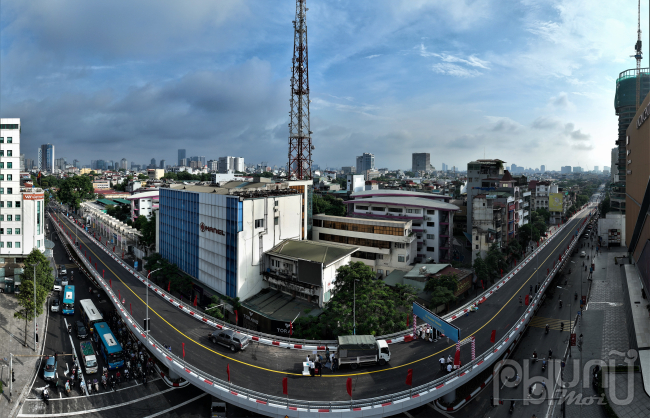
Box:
218;156;245;173
38;143;55;173
178;149;186;166
73;159;80;169
120;158;128;170
540;165;546;173
573;166;583;173
412;153;431;172
19;154;25;171
150;158;156;168
594;166;599;172
356;153;374;175
1;118;46;259
560;166;572;174
24;158;33;170
159;160;166;169
604;166;611;173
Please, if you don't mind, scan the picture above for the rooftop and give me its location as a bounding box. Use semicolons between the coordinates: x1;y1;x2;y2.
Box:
313;214;411;227
167;181;300;199
266;239;358;267
345;196;460;211
127;190;160;200
242;289;322;322
350;189;452;200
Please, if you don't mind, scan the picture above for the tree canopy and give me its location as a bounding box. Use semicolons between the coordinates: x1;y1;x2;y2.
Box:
293;262;417;338
313;194;346;216
57;175;94;209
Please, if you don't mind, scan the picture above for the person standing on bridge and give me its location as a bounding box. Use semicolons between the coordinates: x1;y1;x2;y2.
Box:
529;285;533;295
519;296;523;307
439;356;446;371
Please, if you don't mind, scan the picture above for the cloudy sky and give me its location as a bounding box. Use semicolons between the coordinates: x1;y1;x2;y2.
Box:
0;0;644;171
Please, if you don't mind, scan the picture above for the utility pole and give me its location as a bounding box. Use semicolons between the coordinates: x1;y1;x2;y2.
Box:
287;0;313;180
33;264;36;352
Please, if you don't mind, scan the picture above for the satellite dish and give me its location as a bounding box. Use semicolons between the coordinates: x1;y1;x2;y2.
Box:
419;266;428;275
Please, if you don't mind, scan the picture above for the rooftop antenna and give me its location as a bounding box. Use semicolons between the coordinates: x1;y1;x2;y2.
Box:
633;0;643;109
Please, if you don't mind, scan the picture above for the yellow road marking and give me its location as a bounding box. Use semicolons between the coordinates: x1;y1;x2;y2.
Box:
55;212;586;377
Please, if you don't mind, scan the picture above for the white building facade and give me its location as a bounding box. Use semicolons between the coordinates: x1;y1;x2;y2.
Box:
128;190;159;222
1;118;45;258
157;185;303;300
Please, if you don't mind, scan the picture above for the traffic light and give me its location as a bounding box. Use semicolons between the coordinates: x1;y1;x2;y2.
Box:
12;370;15;382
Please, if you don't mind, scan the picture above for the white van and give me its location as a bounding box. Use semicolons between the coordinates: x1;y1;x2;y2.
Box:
80;341;98;374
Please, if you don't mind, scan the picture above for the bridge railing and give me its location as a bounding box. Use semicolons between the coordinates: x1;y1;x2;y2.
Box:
58;209;580;348
49;210;594;415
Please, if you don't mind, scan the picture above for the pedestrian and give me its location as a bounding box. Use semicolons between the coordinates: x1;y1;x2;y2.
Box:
332;356;338;373
325;347;330;360
447;355;452;365
529;284;533;295
316;359;322;377
309;359;315;377
439;356;446;371
534;284;538;294
306;355;310;364
446;363;453;374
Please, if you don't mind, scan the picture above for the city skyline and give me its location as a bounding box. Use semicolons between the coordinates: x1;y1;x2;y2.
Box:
0;0;632;169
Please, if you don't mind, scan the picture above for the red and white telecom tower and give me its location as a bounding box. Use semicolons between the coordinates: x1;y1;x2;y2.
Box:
287;0;313;180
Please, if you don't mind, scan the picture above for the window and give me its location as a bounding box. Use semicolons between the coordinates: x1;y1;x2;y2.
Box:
6;201;11;208
6;150;11;157
378;269;383;274
15;242;20;248
7;188;12;194
7;162;12;168
0;242;3;248
476;244;479;249
377;254;383;259
15;201;20;208
427;234;435;239
255;219;264;228
15;228;20;234
7;215;12;221
0;228;3;234
406;208;421;214
37;240;40;247
356;205;369;211
0;188;3;194
274;200;279;207
427;209;436;215
274;216;279;226
15;215;20;221
0;137;3;143
388;208;403;213
394;243;406;249
6;242;11;248
371;207;386;211
475;236;479;241
0;201;3;207
398;255;405;263
386;270;390;275
6;138;12;143
0;163;3;168
427;222;435;227
6;174;11;181
0;150;3;156
427;247;435;252
7;229;11;235
0;215;2;221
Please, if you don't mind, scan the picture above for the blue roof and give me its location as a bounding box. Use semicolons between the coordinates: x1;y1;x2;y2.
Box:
95;322;123;354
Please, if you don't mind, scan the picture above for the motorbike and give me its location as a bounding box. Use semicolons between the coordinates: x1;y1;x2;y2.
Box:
509;401;515;414
575;292;578;301
542;360;547;373
68;324;72;334
545;325;549;335
137;362;143;379
125;369;130;381
101;375;107;389
92;379;99;394
559;300;563;308
110;378;116;391
43;388;50;405
65;380;71;396
561;322;565;332
548;350;553;360
532;351;538;363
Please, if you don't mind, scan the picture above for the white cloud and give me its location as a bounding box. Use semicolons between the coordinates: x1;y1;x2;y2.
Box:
365;54;382;59
431;63;482;77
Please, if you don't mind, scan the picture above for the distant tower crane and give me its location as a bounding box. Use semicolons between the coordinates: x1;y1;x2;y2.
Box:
287;0;313;180
633;0;643;109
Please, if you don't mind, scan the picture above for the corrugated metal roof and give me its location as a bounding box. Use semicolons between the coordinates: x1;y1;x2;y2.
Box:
267;239;358;266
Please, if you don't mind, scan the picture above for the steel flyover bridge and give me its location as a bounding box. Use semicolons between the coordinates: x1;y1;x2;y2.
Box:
49;203;596;417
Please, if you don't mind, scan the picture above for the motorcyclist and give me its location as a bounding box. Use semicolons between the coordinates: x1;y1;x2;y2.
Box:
65;380;71;394
548;349;553;360
545;324;549;334
561;322;565;332
575;291;578;301
532;350;538;362
559;299;563;308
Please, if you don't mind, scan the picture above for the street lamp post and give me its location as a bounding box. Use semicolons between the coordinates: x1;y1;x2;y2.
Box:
146;268;163;341
353;279;360;336
33;264;36;351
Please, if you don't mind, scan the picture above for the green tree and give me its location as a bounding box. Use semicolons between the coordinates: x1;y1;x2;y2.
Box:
484;244;506;283
14;279;48;346
58;175;94;209
22;248;55;291
535;208;551;223
141;212;156;248
428;287;456;312
204;295;225;320
137;174;148;180
313;194;346;216
105;204;131;223
317;262;416;337
425;274;459;311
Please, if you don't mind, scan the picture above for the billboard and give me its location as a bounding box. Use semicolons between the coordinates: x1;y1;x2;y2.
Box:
413;302;460;342
549;193;563;212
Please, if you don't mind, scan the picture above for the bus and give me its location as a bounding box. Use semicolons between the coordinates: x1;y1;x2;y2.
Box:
62;285;75;315
95;322;124;369
79;299;103;332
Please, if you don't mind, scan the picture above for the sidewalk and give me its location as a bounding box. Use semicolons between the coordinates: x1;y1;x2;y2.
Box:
0;292;49;418
560;246;650;418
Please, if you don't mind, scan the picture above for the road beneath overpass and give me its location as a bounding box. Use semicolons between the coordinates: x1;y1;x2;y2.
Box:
50;207;592;402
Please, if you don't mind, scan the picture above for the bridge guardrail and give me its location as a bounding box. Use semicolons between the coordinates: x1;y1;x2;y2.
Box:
58;208;581;350
49;209;595;417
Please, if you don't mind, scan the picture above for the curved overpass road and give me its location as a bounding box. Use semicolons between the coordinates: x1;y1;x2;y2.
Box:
50;207;592;402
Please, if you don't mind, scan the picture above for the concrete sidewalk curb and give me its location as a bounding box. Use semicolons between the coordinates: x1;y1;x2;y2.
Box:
7;296;51;418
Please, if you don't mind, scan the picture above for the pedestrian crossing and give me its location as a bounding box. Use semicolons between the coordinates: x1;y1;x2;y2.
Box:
529;316;575;331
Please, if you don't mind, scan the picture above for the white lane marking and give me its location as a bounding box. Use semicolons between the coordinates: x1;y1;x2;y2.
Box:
142;392;208;418
17;387;177;417
24;377;163;401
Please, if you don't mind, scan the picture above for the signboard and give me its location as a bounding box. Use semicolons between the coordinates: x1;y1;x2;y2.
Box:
549;193;563;212
486;195;497;199
200;222;225;236
412;302;460;342
22;193;44;200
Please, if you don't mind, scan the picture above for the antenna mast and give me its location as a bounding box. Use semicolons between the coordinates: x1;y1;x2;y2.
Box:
634;0;643;109
287;0;313;180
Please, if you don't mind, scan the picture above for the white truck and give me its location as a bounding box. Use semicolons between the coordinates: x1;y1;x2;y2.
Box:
80;341;98;374
336;335;391;370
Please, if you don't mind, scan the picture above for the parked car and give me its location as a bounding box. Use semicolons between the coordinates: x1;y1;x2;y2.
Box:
53;278;62;292
580;251;586;257
43;356;57;381
51;298;60;313
207;330;250;352
75;321;88;339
